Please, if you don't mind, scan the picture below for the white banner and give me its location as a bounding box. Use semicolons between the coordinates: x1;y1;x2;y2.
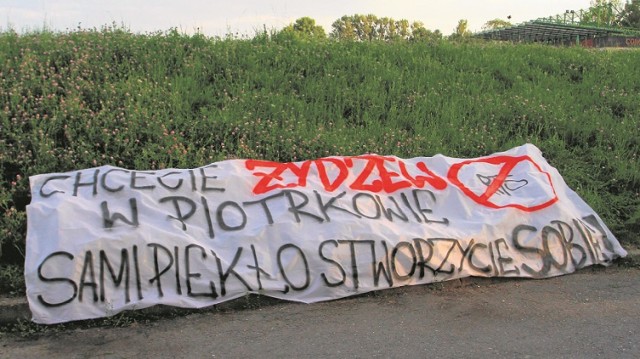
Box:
26;144;627;324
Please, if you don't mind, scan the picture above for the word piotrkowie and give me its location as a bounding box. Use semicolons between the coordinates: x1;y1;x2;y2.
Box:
26;144;627;324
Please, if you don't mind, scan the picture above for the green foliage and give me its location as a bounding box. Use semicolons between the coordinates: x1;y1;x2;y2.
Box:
482;19;513;31
620;0;640;28
580;0;623;26
330;14;437;42
0;264;24;295
541;1;639;29
279;17;326;40
450;19;472;41
409;22;443;43
0;29;639;279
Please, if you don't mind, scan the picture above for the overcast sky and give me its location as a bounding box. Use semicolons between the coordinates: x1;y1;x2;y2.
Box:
1;0;595;36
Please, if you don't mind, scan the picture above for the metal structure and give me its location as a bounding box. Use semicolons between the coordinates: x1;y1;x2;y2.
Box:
474;9;640;45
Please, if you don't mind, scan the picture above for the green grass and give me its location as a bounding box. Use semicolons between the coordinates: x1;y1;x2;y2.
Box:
1;28;639;292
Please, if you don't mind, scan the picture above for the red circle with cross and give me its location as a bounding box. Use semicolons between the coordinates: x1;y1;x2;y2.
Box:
447;155;558;212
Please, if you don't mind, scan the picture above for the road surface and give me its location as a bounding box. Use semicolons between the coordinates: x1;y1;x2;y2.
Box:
1;266;639;358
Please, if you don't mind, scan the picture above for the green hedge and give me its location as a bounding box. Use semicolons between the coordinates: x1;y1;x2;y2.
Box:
1;29;639;268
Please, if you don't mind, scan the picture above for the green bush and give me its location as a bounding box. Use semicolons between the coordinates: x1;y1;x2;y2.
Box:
1;28;639;275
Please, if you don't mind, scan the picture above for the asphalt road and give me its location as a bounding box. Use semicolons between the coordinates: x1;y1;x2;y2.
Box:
1;266;639;358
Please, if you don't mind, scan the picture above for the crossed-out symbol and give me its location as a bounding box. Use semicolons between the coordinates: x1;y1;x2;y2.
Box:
447;155;558;212
476;174;528;196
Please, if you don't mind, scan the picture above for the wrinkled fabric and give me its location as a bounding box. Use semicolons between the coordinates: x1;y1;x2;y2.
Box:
26;144;627;324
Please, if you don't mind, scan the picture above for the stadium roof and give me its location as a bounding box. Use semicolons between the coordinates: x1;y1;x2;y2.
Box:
474;20;635;43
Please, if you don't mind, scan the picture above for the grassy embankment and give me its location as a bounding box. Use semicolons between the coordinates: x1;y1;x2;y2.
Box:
1;28;639;294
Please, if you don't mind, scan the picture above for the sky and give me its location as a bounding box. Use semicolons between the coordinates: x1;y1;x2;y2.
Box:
1;0;596;37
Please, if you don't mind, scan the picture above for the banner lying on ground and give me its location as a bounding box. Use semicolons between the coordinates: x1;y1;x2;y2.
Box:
26;144;627;324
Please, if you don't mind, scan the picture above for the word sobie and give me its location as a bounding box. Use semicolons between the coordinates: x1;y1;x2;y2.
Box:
26;144;627;324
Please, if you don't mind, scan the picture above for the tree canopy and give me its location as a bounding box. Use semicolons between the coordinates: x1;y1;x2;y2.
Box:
330;14;441;42
280;17;326;39
577;0;640;28
448;19;472;40
482;19;513;31
278;2;640;45
580;0;623;26
619;0;640;28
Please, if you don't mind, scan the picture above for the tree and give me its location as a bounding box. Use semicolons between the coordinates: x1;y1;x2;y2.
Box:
619;0;640;28
580;0;623;26
410;22;442;42
330;14;441;42
482;18;512;31
331;15;357;40
396;19;410;40
280;17;326;39
410;21;427;40
449;19;472;40
456;19;470;36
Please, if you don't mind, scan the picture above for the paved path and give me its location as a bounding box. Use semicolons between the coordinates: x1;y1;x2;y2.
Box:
1;266;639;358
